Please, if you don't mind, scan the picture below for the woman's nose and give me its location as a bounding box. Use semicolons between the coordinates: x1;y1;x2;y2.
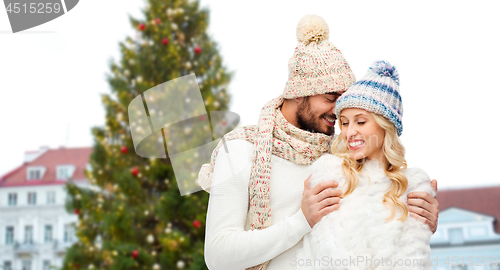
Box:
346;125;359;139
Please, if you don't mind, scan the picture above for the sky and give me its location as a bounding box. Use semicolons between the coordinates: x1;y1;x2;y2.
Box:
0;0;499;189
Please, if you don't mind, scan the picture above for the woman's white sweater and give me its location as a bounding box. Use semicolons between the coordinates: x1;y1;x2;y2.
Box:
297;154;435;270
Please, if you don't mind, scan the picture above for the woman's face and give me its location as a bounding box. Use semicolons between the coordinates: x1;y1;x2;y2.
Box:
339;108;385;162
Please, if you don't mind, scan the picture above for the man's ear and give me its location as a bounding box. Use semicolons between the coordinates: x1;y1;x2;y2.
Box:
294;97;304;104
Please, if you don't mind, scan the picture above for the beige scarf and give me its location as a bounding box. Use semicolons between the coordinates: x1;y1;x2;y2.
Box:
199;95;332;269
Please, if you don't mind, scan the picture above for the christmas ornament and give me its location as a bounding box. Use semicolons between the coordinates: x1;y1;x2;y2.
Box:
74;209;80;215
153;264;160;270
171;23;178;31
185;61;192;69
131;167;139;176
194;46;201;54
166;8;173;17
136;76;143;83
165;227;172;234
138;23;146;31
193;220;201;228
162;38;169;45
147;234;154;243
121;146;128;154
132;250;139;259
88;264;94;269
75;194;81;200
176;260;185;269
154;18;161;25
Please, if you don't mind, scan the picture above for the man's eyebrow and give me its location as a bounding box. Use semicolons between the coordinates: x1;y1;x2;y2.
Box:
325;93;342;97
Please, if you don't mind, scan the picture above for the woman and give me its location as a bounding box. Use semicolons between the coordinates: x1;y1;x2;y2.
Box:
297;60;434;270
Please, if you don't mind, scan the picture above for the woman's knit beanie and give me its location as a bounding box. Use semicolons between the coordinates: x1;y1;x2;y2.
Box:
335;60;404;136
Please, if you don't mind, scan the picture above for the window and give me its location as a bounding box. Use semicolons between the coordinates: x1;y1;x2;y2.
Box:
44;225;53;243
27;166;45;180
64;224;75;243
27;192;37;205
449;228;464;245
24;225;33;244
57;165;75;180
22;260;32;270
3;261;12;270
47;191;56;204
42;260;51;270
8;193;17;206
5;227;14;245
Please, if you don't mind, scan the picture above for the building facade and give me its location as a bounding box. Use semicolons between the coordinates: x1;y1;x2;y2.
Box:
430;185;500;270
0;146;92;270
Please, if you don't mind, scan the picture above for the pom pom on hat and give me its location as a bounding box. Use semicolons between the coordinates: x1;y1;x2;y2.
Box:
296;14;329;43
369;60;400;85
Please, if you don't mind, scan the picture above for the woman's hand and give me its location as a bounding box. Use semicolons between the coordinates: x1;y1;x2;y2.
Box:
301;175;342;228
407;179;439;233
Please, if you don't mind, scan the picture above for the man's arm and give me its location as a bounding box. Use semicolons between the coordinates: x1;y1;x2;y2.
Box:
204;140;312;270
407;179;439;233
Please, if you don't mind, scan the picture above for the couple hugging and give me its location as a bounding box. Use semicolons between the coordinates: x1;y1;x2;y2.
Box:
199;14;439;270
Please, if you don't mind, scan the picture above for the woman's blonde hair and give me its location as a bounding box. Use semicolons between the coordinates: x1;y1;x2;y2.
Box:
330;112;408;221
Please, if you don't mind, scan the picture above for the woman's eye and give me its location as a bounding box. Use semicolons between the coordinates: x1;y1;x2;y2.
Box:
342;123;349;126
358;122;365;125
326;99;335;102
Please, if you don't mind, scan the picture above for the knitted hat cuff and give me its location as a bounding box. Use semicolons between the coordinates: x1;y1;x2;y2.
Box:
335;94;403;136
283;73;356;99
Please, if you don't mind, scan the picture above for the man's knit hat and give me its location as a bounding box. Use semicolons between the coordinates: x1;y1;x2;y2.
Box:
283;15;356;98
335;60;403;136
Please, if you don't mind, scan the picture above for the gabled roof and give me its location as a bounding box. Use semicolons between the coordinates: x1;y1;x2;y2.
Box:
0;147;92;187
437;185;500;233
439;207;496;223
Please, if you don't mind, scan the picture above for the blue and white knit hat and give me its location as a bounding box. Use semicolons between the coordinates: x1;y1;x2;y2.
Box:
334;60;403;136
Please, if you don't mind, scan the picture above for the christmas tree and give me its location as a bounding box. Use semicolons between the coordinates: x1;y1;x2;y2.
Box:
63;0;231;269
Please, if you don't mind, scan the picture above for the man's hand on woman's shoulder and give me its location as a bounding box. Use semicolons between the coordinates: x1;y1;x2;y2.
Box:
407;179;439;234
301;175;342;228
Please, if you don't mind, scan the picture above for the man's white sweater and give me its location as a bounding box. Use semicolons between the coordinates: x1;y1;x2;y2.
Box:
205;139;313;270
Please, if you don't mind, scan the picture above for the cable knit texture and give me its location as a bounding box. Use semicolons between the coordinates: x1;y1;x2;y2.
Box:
297;154;435;270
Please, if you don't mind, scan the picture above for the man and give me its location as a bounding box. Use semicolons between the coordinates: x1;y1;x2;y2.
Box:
201;15;438;270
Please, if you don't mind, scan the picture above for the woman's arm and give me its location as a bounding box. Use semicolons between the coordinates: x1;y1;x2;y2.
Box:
204;140;312;270
399;168;436;269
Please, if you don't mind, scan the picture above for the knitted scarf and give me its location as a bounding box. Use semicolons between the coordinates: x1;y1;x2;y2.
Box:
199;95;332;270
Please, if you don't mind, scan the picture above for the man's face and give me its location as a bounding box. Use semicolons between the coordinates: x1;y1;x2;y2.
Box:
295;92;343;135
